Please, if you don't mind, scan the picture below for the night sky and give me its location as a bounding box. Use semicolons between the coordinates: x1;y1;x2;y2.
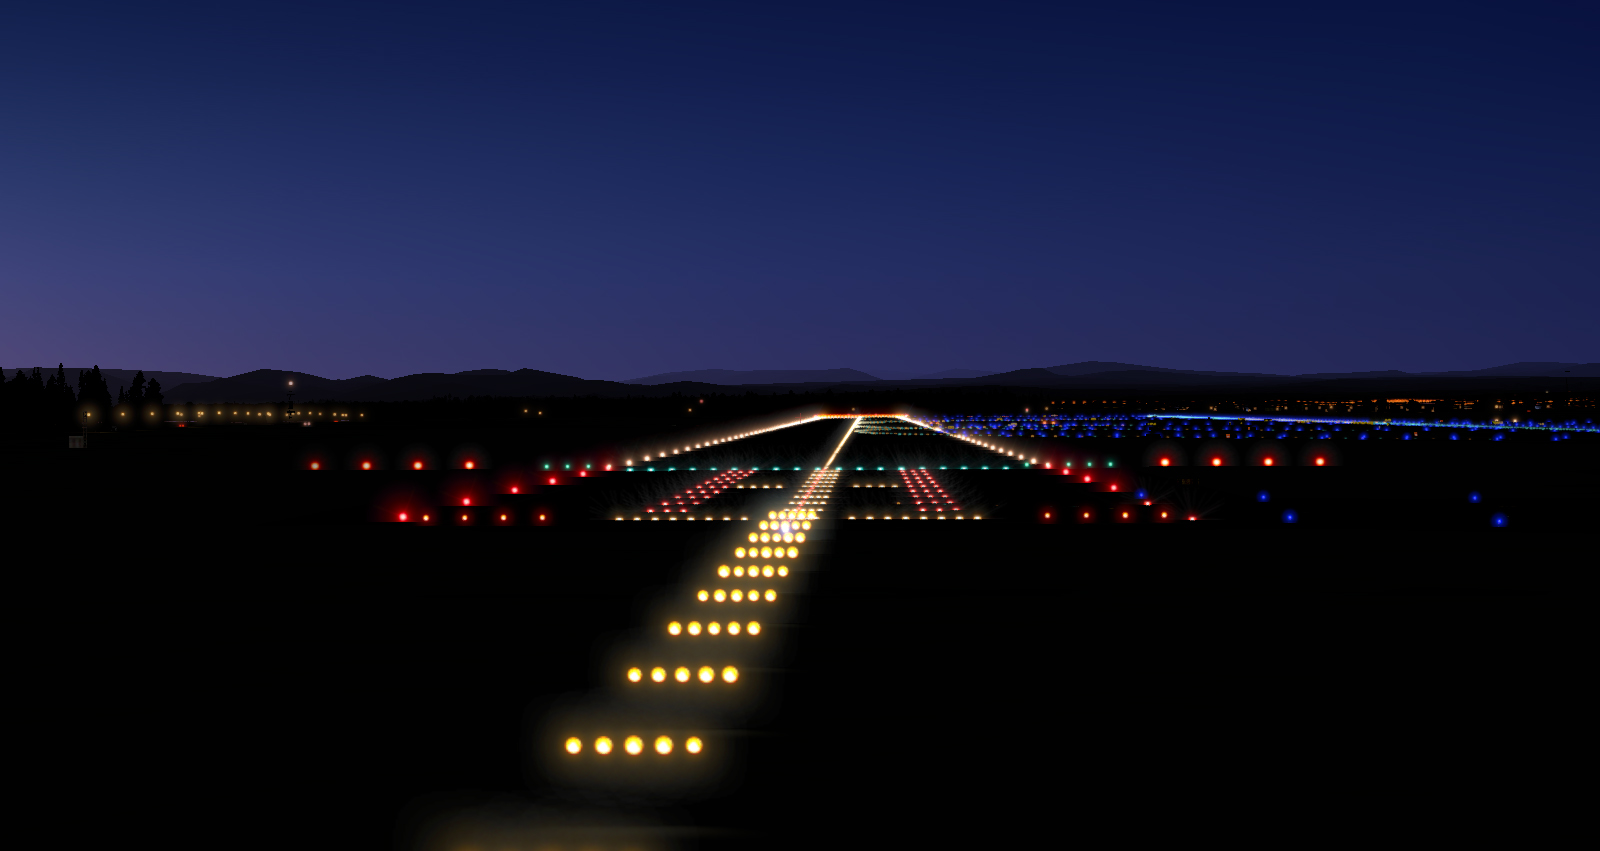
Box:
3;1;1595;380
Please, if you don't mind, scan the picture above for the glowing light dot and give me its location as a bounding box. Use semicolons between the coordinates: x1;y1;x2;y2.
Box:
718;566;730;578
731;590;743;602
709;621;721;634
465;461;474;469
1212;458;1222;466
748;621;761;635
686;737;703;754
655;735;673;755
625;736;643;755
627;667;642;682
595;737;612;755
688;621;702;635
728;621;741;635
675;667;690;683
413;461;423;470
698;666;714;683
1160;458;1170;466
722;666;739;683
698;590;710;601
565;737;581;754
398;513;407;521
777;567;788;577
362;461;371;470
714;589;726;602
668;621;681;635
1315;457;1326;466
310;462;320;470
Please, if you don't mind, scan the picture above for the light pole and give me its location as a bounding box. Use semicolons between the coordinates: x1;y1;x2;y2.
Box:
286;378;297;421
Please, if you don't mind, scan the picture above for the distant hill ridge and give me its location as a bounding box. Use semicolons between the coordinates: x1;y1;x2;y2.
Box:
149;361;1600;402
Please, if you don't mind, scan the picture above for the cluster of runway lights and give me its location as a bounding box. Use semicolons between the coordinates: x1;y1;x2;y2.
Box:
567;470;833;765
628;665;740;684
565;735;704;756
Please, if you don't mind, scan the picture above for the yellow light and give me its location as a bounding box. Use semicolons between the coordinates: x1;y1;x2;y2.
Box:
709;621;721;635
795;532;805;543
764;589;777;602
760;532;770;543
698;589;709;601
668;621;682;635
688;621;702;635
758;520;769;531
777;566;788;577
651;666;666;682
698;666;714;683
675;667;690;683
565;737;582;754
747;621;761;635
786;546;798;558
722;666;738;683
761;547;773;558
718;565;730;578
655;735;673;755
627;667;642;682
625;735;643;755
595;736;613;755
761;565;773;578
801;520;811;530
767;510;777;520
735;547;746;558
728;621;741;635
731;590;743;602
686;736;703;754
714;589;727;602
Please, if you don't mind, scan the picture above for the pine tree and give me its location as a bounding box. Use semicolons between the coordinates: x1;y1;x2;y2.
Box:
145;378;164;407
128;371;147;410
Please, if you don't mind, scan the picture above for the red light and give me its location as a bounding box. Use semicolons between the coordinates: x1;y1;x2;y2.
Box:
511;486;519;494
538;514;546;521
1188;515;1197;521
605;464;612;470
1264;458;1273;466
580;471;586;477
1083;475;1092;483
398;512;408;521
465;461;474;469
310;462;320;470
1315;457;1326;466
413;461;423;470
462;498;471;505
361;461;371;470
1212;458;1221;466
548;477;556;484
1160;458;1170;467
1110;484;1118;491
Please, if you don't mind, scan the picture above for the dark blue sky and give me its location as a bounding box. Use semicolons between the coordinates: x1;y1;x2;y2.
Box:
3;1;1595;380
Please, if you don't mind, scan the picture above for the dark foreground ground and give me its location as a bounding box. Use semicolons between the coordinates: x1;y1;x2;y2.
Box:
5;417;1588;847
